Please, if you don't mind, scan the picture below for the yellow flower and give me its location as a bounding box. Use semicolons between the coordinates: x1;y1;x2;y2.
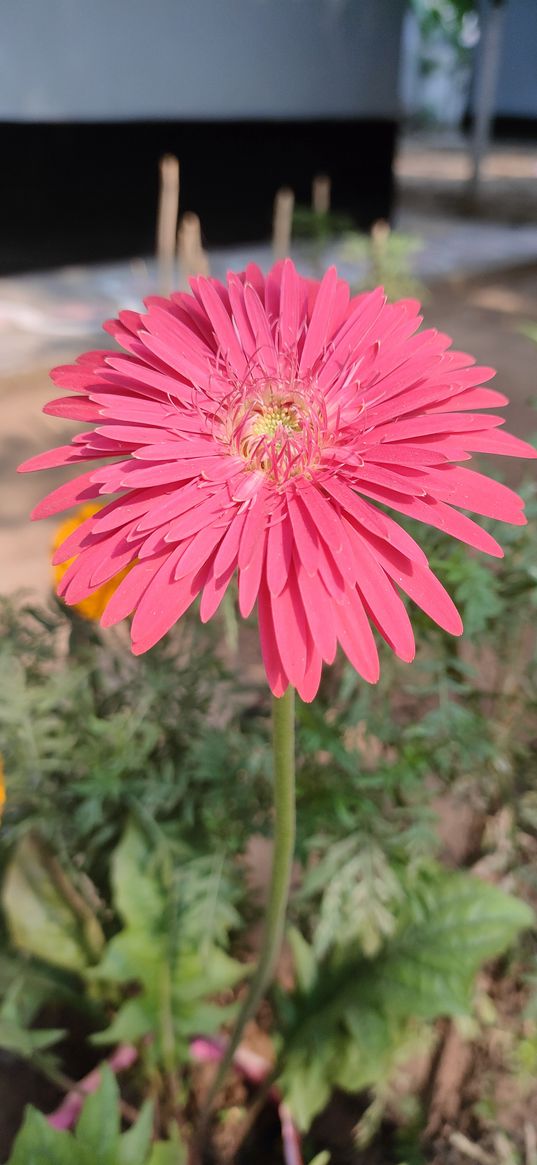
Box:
0;756;5;821
52;503;132;622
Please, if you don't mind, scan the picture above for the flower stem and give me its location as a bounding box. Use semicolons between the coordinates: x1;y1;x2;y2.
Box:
198;686;296;1133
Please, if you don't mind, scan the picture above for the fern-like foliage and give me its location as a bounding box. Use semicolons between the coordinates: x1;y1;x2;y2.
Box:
278;869;533;1130
0;598;271;886
89;821;244;1065
300;835;403;958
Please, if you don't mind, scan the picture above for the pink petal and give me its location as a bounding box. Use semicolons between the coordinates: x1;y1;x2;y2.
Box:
30;470;103;520
52;513;106;565
227;275;257;360
428;387;508;412
130;553;206;653
243;283;278;376
372;412;503;443
287;494;320;576
266;513;293;596
19;444;99;473
211;509;246;578
333;589;380;683
296;561;337;663
352;484;505;558
319;287;386;390
137;522;175;559
200;557;236;622
257;581;287;697
270;567;310;689
424;465;526;524
135;482;204;533
460;429;537;458
238;487;269;570
173;524;225;580
194;277;248;379
296;484;344;556
343;521;415;662
320;478;388;539
297;635;323;703
89;487;175;535
364;535;463;636
277;259;306;350
165;495;225;542
238;527;267;618
299;266;338;373
43;396;101;421
101;551;169;627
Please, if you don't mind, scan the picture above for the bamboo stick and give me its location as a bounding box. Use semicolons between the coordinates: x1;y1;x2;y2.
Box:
177;211;210;283
312;174;331;215
272;187;295;260
156;154;180;294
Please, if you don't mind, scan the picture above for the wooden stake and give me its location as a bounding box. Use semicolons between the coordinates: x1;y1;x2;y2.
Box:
370;219;391;287
312;174;331;215
156;154;180;294
272;187;295;260
371;218;391;246
524;1123;537;1165
177;212;210;283
449;1132;494;1165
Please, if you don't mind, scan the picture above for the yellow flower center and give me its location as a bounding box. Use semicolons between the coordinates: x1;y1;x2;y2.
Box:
250;402;301;439
220;373;328;486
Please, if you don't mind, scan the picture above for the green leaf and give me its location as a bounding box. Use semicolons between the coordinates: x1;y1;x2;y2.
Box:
118;1100;154;1165
304;837;402;958
288;927;316;993
0;1017;65;1058
7;1085;155;1165
74;1065;120;1163
91;999;153;1047
283;1050;333;1133
308;1154;331;1165
6;1106;81;1165
146;1125;187;1165
91;822;244;1063
1;835;103;973
280;869;533;1129
111;822;163;931
381;873;535;1019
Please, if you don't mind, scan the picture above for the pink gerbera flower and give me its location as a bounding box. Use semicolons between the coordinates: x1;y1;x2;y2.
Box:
19;260;536;701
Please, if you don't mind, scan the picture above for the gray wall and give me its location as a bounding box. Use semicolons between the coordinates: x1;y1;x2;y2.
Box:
0;0;404;121
494;0;537;118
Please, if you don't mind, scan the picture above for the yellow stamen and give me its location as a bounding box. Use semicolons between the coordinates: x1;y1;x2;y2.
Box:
251;403;301;438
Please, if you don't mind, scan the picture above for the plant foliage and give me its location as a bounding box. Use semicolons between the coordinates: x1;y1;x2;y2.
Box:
6;1065;185;1165
89;821;244;1065
279;869;533;1129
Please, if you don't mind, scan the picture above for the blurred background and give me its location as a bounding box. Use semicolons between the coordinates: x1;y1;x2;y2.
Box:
0;0;536;271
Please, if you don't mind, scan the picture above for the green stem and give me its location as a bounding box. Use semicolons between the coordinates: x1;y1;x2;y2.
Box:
198;686;296;1131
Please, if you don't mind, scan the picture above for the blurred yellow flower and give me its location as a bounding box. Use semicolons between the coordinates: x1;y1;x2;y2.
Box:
52;503;133;623
0;756;5;821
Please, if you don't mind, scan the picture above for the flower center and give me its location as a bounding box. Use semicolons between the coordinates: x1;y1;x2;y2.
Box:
237;391;306;479
218;373;329;486
250;402;301;439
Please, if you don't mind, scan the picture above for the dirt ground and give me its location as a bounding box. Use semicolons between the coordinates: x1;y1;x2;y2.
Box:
396;136;537;224
2;261;536;605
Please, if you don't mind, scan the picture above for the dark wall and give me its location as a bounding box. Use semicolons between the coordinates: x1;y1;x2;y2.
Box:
0;119;397;274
